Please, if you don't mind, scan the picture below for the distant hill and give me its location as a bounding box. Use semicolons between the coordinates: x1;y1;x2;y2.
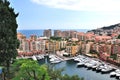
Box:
101;23;120;30
87;23;120;35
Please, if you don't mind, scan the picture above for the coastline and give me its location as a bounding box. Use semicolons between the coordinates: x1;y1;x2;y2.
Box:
17;53;119;69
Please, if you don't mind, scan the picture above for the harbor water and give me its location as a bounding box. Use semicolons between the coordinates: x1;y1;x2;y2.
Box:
39;56;117;80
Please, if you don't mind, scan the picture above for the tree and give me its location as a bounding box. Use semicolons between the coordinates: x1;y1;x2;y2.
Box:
12;59;50;80
47;65;84;80
0;0;19;78
47;65;64;80
61;74;84;80
117;35;120;39
12;59;84;80
50;36;62;41
110;54;117;60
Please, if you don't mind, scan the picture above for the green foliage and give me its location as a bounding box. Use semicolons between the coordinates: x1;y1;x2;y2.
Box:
110;54;117;60
117;35;120;39
12;59;50;80
47;65;64;80
12;59;84;80
47;65;84;80
0;0;19;75
50;36;62;41
61;74;84;80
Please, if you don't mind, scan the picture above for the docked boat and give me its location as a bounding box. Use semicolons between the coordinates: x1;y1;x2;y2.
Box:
110;72;116;77
74;57;81;62
101;68;110;73
101;67;110;73
49;55;55;58
114;69;120;79
92;64;99;71
51;60;61;64
36;55;44;60
96;66;103;72
49;54;63;64
50;57;58;62
77;62;84;67
86;63;93;69
32;56;37;61
116;73;120;79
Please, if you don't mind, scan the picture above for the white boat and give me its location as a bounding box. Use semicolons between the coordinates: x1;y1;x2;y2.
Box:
32;56;37;61
92;65;97;69
116;69;120;72
51;60;61;64
96;65;104;72
49;55;55;58
50;58;57;62
101;68;110;73
87;63;93;68
35;54;45;60
110;72;116;77
74;58;81;62
92;64;99;70
116;73;120;79
77;62;84;67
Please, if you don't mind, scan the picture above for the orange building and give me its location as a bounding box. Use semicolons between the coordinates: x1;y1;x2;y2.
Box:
71;45;79;56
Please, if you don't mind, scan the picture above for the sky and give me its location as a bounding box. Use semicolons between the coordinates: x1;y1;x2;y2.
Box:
9;0;120;30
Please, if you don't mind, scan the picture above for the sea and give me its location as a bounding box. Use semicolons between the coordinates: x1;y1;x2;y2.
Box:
17;29;89;38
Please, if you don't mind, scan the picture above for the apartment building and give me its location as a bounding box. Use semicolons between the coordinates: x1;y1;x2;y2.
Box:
43;29;52;38
54;30;62;37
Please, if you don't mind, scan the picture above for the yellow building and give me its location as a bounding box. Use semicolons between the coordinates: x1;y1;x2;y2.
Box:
71;45;79;56
66;45;79;56
45;41;54;52
55;41;60;51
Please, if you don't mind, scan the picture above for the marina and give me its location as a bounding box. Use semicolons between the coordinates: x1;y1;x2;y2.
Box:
17;54;120;80
39;55;118;80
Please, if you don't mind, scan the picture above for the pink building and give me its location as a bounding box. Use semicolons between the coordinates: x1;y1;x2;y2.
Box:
85;33;95;41
111;44;120;54
95;36;112;43
77;32;85;41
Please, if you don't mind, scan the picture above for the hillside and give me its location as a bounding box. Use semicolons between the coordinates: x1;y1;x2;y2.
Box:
101;23;120;30
87;23;120;35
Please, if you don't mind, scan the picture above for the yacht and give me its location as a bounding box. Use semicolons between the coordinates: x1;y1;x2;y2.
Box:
110;72;116;77
51;60;61;64
32;56;37;61
77;62;84;67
